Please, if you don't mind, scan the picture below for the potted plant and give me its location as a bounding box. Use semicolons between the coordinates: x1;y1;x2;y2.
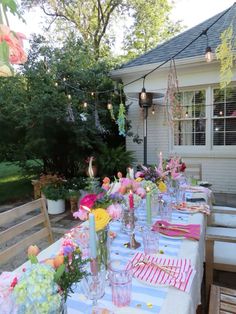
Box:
42;184;67;214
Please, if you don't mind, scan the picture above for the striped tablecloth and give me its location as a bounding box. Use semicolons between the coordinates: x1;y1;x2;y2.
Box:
66;207;205;314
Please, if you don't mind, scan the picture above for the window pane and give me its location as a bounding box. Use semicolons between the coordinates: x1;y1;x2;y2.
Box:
213;132;224;145
226;101;236;116
226;118;236;131
195;133;205;145
195;119;205;132
226;132;236;145
213;103;224;117
213;119;224;132
214;88;224;103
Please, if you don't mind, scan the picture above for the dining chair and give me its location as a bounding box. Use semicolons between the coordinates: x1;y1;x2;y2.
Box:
0;198;54;267
208;284;236;314
205;207;236;298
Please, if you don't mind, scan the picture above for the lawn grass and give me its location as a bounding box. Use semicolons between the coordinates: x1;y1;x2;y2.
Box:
0;162;34;205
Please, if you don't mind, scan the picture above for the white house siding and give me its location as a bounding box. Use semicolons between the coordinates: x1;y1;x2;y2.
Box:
120;59;236;194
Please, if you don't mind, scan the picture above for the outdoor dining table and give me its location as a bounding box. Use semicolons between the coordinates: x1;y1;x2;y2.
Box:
15;191;209;314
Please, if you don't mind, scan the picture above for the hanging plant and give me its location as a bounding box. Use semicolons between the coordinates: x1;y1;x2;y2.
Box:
216;25;235;89
116;102;126;136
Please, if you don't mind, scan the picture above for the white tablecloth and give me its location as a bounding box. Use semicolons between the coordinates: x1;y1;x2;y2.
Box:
15;205;207;314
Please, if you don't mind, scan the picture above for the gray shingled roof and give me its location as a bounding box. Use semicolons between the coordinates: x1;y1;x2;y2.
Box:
121;3;236;69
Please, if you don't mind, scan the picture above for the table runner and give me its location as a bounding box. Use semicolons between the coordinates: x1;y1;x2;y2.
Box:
66;206;199;314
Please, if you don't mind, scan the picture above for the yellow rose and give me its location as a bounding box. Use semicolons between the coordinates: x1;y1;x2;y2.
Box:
135;177;143;182
92;208;111;231
158;181;167;193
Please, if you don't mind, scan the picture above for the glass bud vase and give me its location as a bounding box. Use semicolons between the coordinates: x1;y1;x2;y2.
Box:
96;225;110;271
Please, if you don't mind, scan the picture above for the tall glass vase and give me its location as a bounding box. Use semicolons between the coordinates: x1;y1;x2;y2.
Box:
96;225;110;271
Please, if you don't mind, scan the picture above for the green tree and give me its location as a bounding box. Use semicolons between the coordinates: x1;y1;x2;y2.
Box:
21;0;182;60
123;0;182;58
0;34;128;177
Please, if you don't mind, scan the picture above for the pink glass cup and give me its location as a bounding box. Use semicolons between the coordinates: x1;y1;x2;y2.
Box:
142;229;159;255
108;259;132;307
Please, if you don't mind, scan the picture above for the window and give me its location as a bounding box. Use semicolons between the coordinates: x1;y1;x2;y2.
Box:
173;90;206;146
213;87;236;146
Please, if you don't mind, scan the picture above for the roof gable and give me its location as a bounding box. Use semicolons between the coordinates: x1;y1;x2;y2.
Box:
121;4;236;69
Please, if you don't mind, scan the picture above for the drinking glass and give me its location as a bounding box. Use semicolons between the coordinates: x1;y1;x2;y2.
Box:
108;259;132;307
142;228;159;255
151;192;159;217
160;200;172;222
80;270;106;310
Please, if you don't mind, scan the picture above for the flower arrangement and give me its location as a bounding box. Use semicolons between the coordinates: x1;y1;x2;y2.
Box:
135;165;167;193
5;239;88;314
0;1;27;77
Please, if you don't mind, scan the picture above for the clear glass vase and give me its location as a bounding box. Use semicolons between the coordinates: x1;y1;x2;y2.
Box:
96;225;110;271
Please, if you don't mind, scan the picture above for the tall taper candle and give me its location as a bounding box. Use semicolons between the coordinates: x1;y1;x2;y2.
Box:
89;213;97;259
129;190;134;211
146;188;152;225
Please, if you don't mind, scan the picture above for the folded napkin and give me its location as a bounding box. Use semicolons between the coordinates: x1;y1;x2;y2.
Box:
152;220;201;240
183;185;212;197
175;202;210;215
126;252;196;293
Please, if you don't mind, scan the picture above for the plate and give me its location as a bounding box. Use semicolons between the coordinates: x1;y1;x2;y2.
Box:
159;233;185;239
176;208;199;214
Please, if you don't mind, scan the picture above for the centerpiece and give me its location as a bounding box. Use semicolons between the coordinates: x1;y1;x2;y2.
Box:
2;240;88;313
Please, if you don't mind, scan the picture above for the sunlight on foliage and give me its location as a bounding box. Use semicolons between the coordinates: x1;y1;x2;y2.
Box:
216;25;235;89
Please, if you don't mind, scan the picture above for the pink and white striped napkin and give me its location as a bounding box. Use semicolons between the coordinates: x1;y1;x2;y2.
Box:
126;252;196;293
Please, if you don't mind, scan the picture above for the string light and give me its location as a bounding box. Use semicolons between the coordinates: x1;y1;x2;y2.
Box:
107;100;113;110
151;106;155;115
45;4;232;107
67;94;71;100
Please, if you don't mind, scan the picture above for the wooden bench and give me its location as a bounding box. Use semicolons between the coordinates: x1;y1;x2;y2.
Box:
0;198;54;267
209;284;236;314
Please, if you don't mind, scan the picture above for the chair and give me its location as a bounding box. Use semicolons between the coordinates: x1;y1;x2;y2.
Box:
205;207;236;298
185;163;202;181
0;198;54;267
208;284;236;314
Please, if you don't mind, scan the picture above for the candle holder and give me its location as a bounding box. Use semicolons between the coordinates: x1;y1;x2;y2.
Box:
124;210;141;250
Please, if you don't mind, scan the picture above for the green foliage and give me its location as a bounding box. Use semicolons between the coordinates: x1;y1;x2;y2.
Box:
96;145;135;177
216;25;235;89
55;248;88;301
123;0;183;58
42;183;68;200
20;0;182;60
0;161;33;204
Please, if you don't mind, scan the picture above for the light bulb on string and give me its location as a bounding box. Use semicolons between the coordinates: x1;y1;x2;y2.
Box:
67;94;71;100
107;99;112;110
55;82;58;87
83;101;88;108
204;31;213;63
91;92;95;97
151;106;155;115
63;77;66;82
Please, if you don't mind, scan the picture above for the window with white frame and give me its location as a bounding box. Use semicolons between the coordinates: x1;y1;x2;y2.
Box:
173;90;206;146
213;87;236;146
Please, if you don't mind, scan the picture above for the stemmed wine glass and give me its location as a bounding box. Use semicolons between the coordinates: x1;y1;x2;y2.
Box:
80;268;106;313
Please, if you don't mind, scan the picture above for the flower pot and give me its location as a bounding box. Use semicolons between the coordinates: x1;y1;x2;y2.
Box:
47;199;65;215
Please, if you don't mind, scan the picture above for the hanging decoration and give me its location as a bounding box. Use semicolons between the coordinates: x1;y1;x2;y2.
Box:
0;1;27;76
163;58;182;127
117;102;126;136
216;24;235;89
65;103;75;122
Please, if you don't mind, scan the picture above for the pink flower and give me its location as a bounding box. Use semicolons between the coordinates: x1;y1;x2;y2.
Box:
73;208;88;221
135;171;144;178
136;187;146;198
79;193;97;209
107;203;122;220
0;24;27;65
